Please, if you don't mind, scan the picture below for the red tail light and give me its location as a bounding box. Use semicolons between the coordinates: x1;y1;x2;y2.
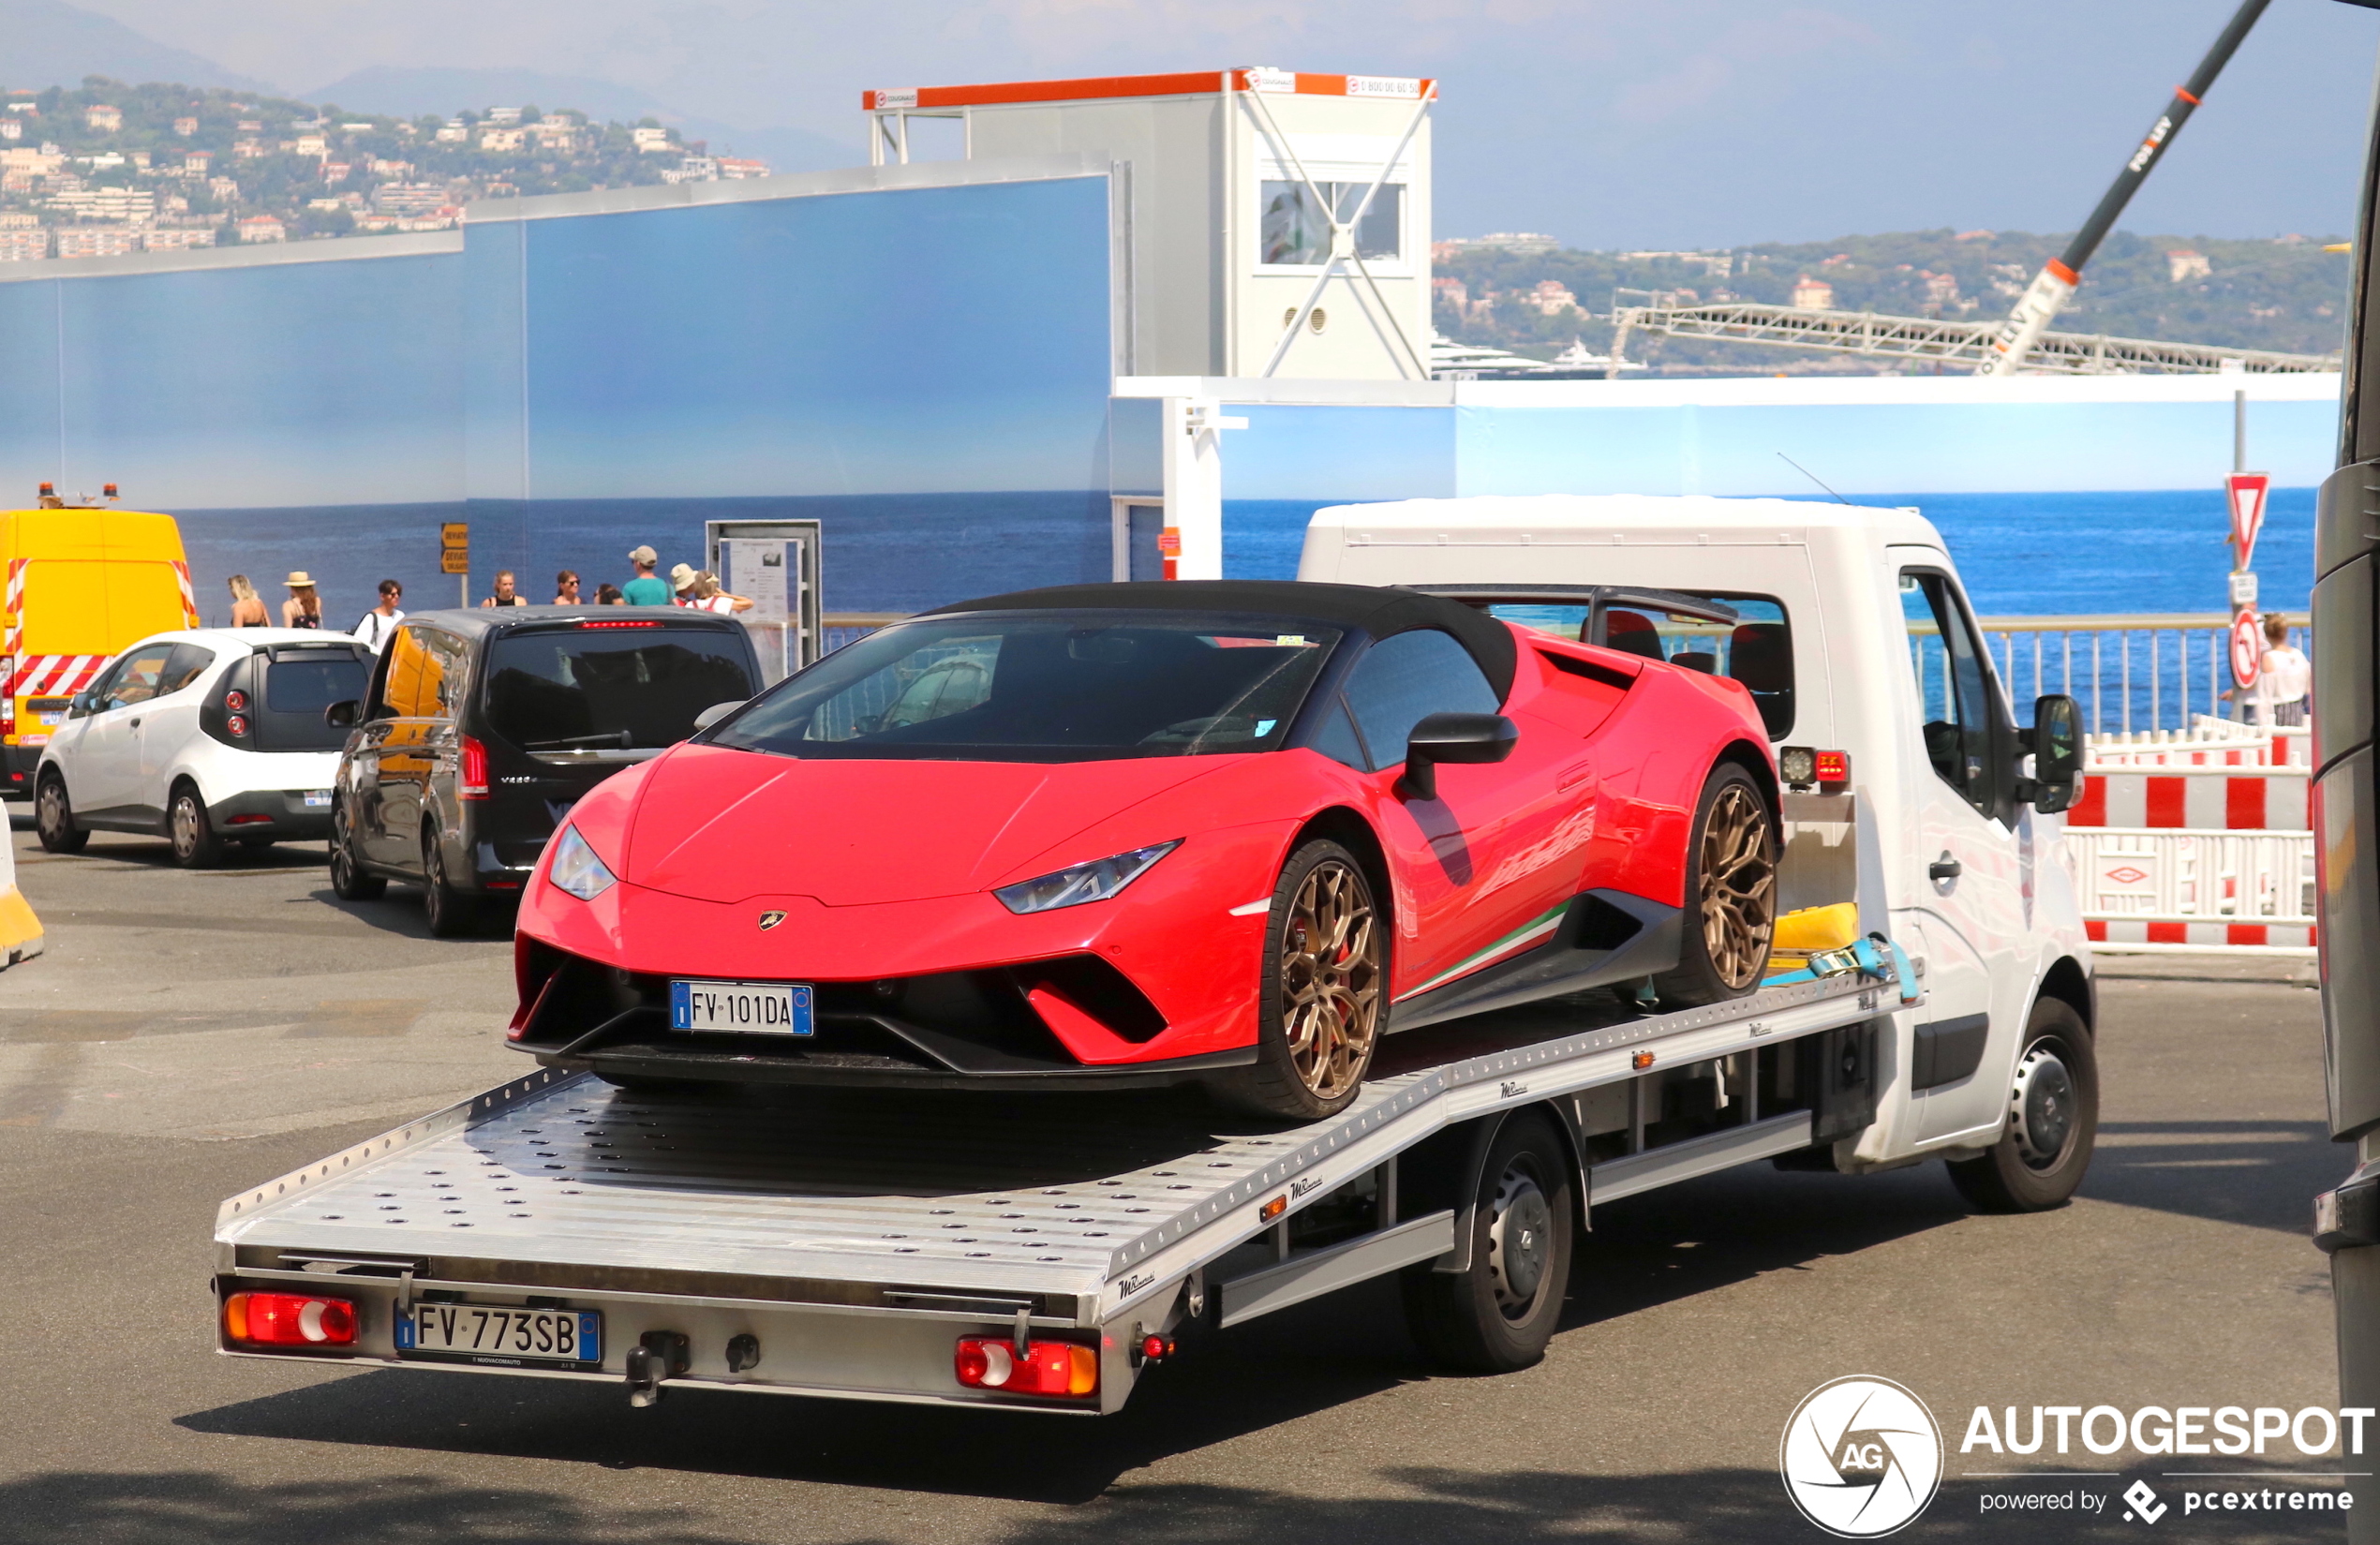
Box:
578;619;662;629
954;1337;1097;1397
224;1291;357;1346
225;714;247;736
1;658;12;735
224;689;246;713
459;735;489;799
1813;749;1851;785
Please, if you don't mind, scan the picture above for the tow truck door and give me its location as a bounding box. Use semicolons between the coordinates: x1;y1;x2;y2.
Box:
1893;560;2029;1143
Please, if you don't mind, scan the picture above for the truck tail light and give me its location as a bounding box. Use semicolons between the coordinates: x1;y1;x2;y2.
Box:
0;660;12;736
954;1337;1097;1397
1814;749;1851;786
459;735;489;800
1779;747;1852;790
224;1291;357;1346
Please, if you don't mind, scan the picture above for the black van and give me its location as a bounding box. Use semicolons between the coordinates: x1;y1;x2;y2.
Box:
325;607;759;935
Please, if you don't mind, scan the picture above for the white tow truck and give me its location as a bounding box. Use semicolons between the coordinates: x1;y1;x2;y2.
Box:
210;493;2095;1415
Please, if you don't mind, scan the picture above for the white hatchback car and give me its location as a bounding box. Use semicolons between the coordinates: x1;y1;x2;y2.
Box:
34;628;374;867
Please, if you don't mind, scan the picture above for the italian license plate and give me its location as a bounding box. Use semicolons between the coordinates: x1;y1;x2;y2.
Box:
670;978;814;1035
396;1304;600;1364
303;789;333;809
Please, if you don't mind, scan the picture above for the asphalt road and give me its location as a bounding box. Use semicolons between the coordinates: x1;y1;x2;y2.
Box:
0;822;2355;1544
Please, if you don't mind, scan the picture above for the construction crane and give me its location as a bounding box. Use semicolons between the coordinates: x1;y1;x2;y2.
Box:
1983;0;2272;375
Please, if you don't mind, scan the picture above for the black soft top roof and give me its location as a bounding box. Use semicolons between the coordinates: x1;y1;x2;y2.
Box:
925;580;1519;701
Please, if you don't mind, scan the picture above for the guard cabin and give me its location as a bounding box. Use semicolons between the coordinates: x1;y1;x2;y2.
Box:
864;67;1435;381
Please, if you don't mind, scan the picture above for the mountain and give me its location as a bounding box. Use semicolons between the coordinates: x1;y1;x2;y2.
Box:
0;0;271;93
305;65;858;173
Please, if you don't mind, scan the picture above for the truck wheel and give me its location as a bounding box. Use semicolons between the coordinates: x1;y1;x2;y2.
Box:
1401;1112;1575;1373
168;782;225;869
328;808;384;900
1208;839;1384;1121
1653;762;1776;1007
1946;997;2098;1213
421;826;478;938
35;774;88;854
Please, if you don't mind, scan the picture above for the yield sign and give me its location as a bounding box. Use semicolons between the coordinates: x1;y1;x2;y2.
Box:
2227;471;2270;571
2231;607;2263;690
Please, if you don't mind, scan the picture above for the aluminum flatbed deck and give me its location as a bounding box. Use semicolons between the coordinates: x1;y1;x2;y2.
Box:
214;958;1910;1414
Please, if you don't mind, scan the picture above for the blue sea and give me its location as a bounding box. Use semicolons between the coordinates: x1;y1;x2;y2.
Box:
167;485;2314;627
1223;487;2318;620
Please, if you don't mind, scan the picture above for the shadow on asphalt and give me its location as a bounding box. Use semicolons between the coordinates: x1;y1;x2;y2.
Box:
3;1463;2354;1543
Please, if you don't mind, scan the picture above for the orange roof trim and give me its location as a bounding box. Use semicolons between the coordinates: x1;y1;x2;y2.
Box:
863;68;1434;111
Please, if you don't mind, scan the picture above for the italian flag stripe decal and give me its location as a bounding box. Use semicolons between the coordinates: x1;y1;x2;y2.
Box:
1395;901;1571;1001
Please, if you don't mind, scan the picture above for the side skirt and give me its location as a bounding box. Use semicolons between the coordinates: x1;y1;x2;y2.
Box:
1384;889;1681;1034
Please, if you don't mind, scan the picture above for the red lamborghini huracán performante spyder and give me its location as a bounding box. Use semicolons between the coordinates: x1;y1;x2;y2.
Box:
508;581;1780;1118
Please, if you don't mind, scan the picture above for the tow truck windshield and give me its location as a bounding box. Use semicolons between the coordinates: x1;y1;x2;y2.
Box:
710;612;1341;763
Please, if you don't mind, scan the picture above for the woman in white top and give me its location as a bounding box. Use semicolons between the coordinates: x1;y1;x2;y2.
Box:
2255;612;2313;727
688;572;753;615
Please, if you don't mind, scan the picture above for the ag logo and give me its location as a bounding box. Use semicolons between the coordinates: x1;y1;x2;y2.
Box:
1779;1375;1942;1538
757;910;787;931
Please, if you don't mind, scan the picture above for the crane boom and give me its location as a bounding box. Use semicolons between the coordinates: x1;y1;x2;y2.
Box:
1982;0;2272;377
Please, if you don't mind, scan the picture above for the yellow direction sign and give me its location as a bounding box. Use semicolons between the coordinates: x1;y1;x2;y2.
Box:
441;548;469;574
441;523;469;550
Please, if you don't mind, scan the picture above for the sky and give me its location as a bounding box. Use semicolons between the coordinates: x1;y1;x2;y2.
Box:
18;0;2380;247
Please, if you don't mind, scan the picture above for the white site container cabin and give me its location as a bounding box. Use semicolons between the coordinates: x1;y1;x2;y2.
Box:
1300;493;2097;1168
864;68;1435;380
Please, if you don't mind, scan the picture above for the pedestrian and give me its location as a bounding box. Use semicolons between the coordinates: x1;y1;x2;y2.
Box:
227;574;269;628
2256;612;2313;727
481;570;525;608
594;583;625;605
554;570;580;605
668;561;700;605
281;572;323;630
352;579;405;652
688;572;753;614
621;545;672;607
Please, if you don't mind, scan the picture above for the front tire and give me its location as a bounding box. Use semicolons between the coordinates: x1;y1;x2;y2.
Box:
1401;1112;1575;1373
421;825;478;938
1653;762;1777;1007
1208;839;1385;1121
35;774;88;854
328;807;385;899
1946;997;2098;1213
168;782;224;869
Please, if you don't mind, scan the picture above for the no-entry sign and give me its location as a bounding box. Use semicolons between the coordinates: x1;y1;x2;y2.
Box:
2231;607;2263;690
2226;471;2270;572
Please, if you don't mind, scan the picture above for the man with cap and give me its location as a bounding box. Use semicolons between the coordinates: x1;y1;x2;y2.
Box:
620;545;672;607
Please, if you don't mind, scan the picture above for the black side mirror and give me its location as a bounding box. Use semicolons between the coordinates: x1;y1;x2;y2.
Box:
690;699;745;736
2021;693;2083;813
324;699;359;730
1402;712;1519;800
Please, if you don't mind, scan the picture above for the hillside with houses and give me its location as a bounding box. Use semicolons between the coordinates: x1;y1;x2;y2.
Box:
0;76;769;261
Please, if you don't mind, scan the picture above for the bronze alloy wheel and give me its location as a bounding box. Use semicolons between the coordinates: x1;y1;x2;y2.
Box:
1696;780;1776;993
1279;858;1383;1103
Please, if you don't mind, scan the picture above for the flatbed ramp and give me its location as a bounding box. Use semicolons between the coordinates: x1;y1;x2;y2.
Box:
215;963;1905;1413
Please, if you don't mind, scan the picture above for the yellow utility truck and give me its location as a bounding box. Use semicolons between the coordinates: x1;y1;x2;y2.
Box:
1;485;201;799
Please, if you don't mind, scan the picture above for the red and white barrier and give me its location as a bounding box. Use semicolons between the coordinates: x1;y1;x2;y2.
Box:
2073;825;2315;950
2069;765;2310;832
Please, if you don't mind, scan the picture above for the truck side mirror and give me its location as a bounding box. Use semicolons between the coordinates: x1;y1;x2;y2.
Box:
1401;712;1518;800
2022;693;2083;813
691;699;745;736
324;699;359;730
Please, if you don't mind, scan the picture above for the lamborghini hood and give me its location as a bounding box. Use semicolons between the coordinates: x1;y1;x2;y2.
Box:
620;744;1228;907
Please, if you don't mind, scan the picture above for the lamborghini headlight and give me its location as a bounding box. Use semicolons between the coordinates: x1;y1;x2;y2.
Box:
546;824;618;901
993;839;1182;914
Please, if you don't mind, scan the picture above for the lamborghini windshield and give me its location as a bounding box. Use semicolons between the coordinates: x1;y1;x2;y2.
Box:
709;611;1342;763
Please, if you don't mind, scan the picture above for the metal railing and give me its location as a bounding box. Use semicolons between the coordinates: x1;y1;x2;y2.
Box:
1972;614;2305;735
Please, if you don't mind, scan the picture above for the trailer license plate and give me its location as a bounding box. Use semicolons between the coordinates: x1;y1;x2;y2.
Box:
303;789;333;808
670;979;813;1035
397;1305;600;1364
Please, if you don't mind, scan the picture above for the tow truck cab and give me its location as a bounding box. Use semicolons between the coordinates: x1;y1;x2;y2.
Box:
1299;493;2095;1170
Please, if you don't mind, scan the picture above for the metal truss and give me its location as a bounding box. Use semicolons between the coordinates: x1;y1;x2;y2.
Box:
1608;301;2337;376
